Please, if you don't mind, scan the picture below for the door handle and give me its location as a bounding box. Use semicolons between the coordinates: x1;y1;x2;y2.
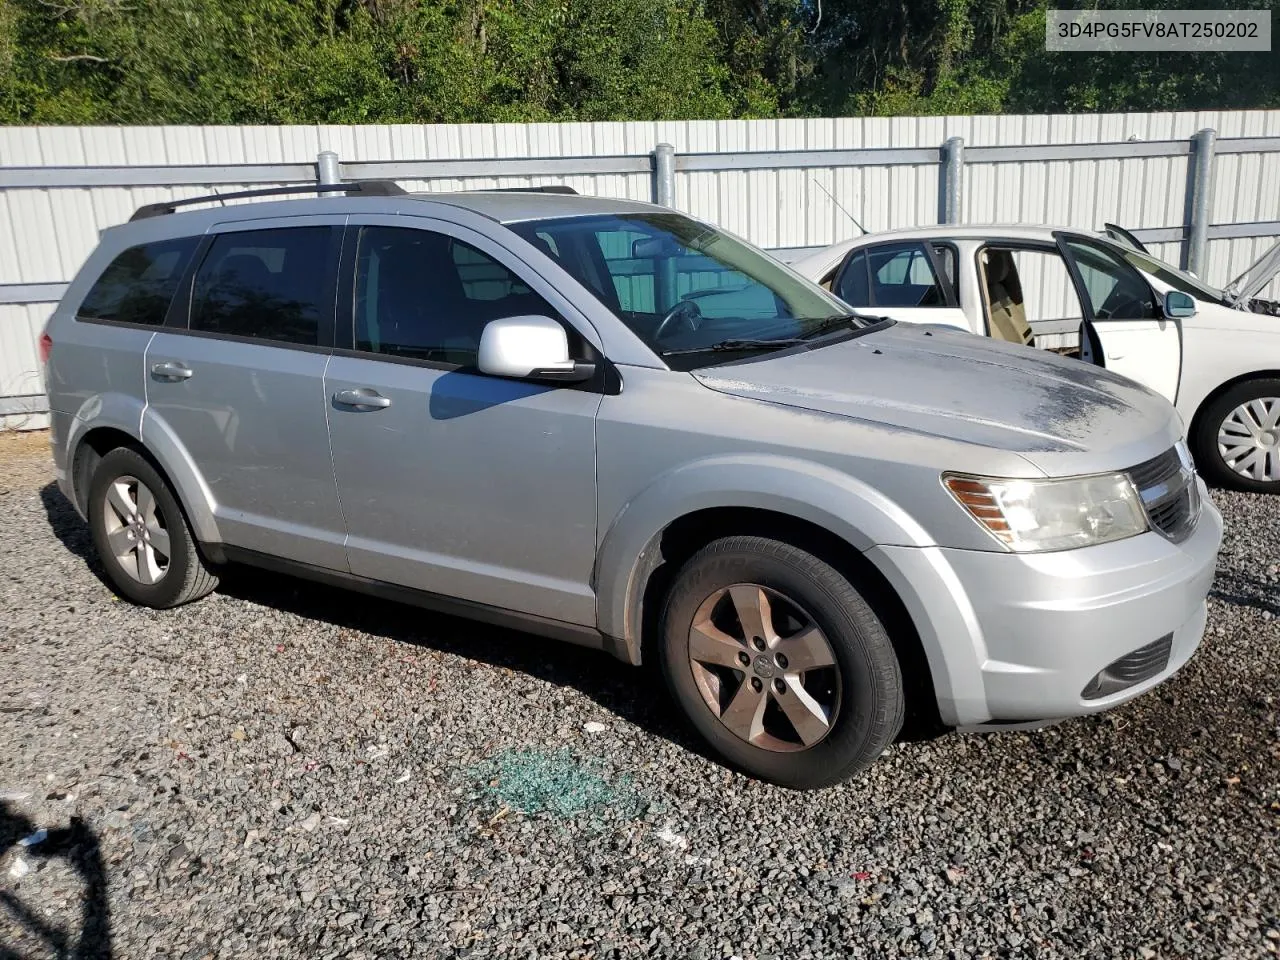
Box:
333;388;392;410
151;361;193;381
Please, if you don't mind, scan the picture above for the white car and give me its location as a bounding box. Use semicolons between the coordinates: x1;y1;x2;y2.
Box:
792;225;1280;493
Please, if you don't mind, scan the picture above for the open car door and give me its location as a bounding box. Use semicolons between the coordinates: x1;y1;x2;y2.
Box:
1058;234;1182;402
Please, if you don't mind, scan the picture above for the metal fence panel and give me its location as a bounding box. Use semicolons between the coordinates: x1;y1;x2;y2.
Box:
3;110;1280;423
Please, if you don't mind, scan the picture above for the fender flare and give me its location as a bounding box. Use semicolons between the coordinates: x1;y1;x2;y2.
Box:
594;453;934;663
66;394;221;544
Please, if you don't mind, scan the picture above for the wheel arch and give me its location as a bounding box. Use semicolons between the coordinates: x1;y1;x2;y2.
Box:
67;405;221;546
632;506;944;737
1182;368;1280;458
594;456;944;735
1186;368;1280;446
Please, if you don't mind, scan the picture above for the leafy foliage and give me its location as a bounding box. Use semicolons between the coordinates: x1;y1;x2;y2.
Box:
0;0;1276;125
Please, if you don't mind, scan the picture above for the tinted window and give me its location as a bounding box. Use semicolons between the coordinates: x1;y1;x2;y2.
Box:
835;252;870;305
191;227;332;345
1064;239;1158;320
78;237;199;326
866;243;945;307
353;226;556;365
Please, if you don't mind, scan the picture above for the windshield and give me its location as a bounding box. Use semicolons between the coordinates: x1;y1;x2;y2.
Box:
509;213;877;367
1108;242;1227;304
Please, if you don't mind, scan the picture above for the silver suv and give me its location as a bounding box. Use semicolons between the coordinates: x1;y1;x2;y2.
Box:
42;183;1223;788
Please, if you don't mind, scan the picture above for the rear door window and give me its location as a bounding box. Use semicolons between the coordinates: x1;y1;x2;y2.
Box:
834;242;947;308
867;243;946;306
77;237;199;326
190;227;334;345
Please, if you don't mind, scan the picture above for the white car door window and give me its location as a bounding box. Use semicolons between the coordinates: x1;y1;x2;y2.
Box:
1062;237;1182;402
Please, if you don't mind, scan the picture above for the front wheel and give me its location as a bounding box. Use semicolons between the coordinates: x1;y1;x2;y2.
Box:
1192;378;1280;494
659;536;904;789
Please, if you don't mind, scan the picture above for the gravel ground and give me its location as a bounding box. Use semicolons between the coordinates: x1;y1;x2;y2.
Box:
1;430;1277;959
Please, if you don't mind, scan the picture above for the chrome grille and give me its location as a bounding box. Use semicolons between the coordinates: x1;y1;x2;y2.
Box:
1127;446;1199;543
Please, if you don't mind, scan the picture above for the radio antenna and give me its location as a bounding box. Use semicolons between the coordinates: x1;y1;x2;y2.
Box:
811;177;866;235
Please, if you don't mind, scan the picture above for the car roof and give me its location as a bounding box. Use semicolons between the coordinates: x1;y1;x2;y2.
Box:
120;188;666;233
842;224;1069;244
788;223;1096;276
426;190;662;223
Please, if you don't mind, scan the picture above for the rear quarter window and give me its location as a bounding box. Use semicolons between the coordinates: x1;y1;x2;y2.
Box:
77;237;200;326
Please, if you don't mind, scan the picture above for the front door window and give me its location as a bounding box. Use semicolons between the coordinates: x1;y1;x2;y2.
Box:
1062;239;1158;320
352;226;562;366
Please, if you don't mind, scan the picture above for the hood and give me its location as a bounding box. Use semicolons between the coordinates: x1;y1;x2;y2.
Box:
693;325;1182;477
1223;238;1280;306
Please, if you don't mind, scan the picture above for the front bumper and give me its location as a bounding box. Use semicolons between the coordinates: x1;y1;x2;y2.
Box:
868;481;1223;727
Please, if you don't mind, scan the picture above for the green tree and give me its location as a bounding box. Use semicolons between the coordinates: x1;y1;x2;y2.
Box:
0;0;1277;125
0;0;754;124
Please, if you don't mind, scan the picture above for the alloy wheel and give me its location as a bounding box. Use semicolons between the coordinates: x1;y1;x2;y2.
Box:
686;583;841;753
1218;397;1280;482
101;475;171;585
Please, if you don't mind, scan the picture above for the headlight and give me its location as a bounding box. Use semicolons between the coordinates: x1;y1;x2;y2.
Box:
943;472;1148;552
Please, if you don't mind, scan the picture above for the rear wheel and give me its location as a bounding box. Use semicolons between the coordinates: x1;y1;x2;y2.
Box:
659;536;904;789
88;447;219;607
1192;378;1280;494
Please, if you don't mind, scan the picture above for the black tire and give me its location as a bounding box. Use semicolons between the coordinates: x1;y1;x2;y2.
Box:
659;536;904;789
87;446;219;608
1191;378;1280;494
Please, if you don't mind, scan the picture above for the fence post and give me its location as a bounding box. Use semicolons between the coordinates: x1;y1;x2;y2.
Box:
1186;128;1217;276
653;143;676;207
316;150;341;186
941;137;964;224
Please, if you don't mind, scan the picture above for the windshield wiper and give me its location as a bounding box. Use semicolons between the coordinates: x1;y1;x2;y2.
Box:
660;338;806;357
797;313;889;339
660;314;892;357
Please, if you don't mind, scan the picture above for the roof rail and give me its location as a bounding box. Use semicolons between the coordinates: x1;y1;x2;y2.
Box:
485;185;579;195
128;179;408;222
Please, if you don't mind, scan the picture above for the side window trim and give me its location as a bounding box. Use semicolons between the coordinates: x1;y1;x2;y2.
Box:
176;222;343;350
163;233;213;330
925;242;960;307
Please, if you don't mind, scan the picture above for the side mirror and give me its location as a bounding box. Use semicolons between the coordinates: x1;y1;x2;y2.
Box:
1163;290;1196;318
477;315;595;383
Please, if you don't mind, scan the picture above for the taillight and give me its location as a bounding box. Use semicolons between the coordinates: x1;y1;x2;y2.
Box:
38;332;52;365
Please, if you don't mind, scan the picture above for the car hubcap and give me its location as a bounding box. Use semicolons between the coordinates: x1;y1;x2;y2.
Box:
687;583;841;753
1218;398;1280;482
102;475;171;584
